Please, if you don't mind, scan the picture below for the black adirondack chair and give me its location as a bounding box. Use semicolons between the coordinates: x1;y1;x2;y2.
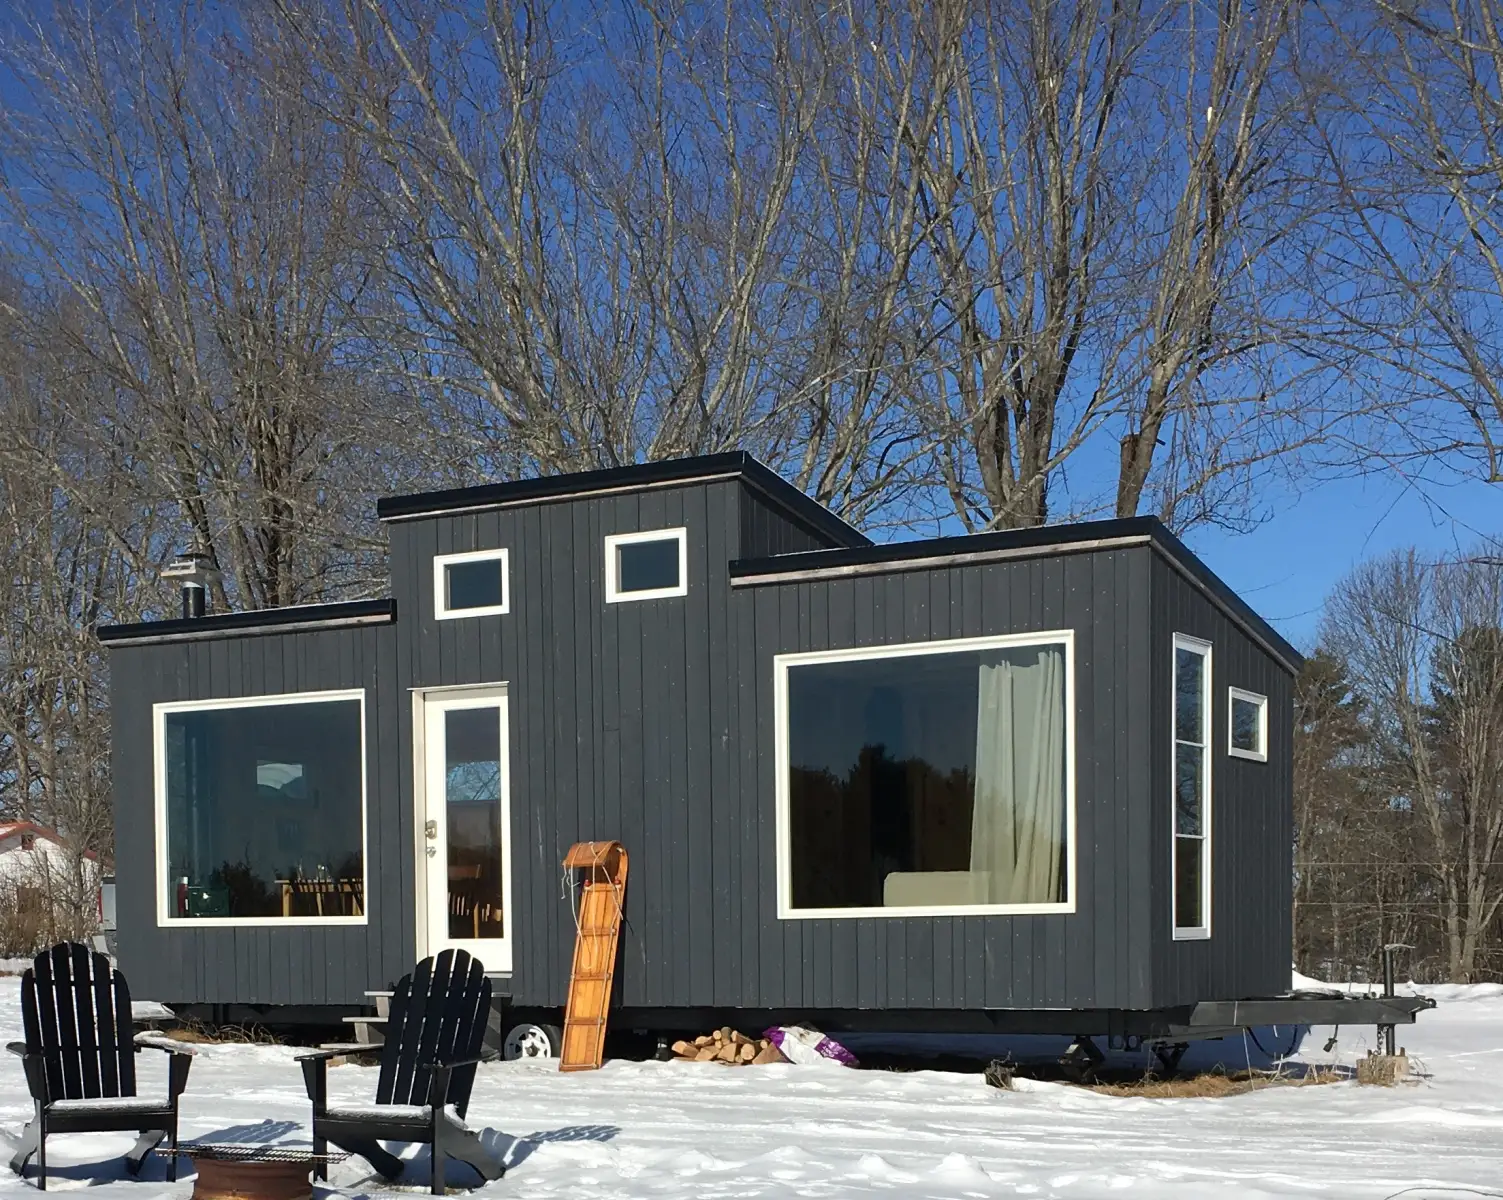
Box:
7;943;195;1191
297;949;503;1195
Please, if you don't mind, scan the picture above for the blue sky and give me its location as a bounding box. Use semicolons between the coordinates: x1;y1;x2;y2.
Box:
1182;471;1499;650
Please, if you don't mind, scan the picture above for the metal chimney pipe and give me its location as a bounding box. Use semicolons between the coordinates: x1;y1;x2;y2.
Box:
162;550;221;620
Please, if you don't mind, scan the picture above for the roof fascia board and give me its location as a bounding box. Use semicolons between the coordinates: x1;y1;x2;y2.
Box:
731;520;1302;675
376;453;869;549
97;599;395;647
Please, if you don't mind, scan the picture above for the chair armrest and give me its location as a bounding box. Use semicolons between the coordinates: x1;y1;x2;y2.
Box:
295;1044;382;1063
422;1053;486;1107
7;1043;49;1104
430;1053;486;1071
135;1032;197;1057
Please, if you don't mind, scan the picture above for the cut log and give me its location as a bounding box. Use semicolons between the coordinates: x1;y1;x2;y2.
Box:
695;1046;719;1062
751;1044;785;1065
738;1042;756;1063
718;1026;732;1042
730;1031;749;1046
671;1040;692;1057
716;1042;739;1063
694;1035;713;1047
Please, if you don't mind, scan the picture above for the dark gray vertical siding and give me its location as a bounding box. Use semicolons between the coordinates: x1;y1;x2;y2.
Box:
738;488;847;557
1148;553;1293;1006
384;481;750;1009
112;470;1285;1015
110;622;404;1005
731;546;1155;1010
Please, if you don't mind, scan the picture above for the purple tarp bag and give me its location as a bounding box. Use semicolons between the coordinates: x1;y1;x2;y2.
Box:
763;1024;859;1067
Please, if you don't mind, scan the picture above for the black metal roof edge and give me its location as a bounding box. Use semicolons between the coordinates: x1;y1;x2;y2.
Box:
730;515;1304;674
374;451;871;549
1146;521;1304;673
734;457;871;549
96;598;396;645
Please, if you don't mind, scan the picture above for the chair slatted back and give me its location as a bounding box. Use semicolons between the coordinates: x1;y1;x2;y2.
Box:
21;943;136;1101
375;949;490;1117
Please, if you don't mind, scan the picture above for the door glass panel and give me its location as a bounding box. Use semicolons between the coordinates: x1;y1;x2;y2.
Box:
444;707;504;939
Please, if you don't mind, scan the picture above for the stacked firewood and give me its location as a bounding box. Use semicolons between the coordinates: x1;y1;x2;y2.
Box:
670;1027;785;1065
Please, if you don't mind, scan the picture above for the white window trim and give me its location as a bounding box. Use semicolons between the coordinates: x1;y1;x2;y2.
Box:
1172;634;1212;940
774;629;1077;920
604;527;688;603
153;688;370;928
433;548;510;620
413;685;514;971
1228;687;1269;762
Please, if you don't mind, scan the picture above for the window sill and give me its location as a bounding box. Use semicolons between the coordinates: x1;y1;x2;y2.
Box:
779;902;1075;920
156;916;369;929
1228;747;1267;763
435;604;510;620
1172;928;1211;941
605;586;688;603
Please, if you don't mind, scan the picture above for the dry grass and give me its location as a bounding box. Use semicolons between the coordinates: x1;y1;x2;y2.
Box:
1089;1068;1346;1098
160;1018;283;1046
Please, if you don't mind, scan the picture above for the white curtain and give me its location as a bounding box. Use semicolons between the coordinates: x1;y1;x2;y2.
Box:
969;646;1065;904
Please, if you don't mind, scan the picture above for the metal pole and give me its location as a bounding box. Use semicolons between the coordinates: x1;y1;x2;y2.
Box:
1380;943;1412;1056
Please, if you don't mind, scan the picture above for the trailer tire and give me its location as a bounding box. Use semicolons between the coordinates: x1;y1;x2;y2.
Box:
503;1021;562;1060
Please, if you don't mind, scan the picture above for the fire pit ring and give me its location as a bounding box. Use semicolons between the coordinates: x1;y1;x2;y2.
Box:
170;1144;349;1200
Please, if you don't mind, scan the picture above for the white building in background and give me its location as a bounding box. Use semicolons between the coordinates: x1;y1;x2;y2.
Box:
0;823;105;950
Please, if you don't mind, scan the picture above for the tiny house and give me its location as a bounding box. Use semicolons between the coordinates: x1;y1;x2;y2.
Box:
98;453;1302;1042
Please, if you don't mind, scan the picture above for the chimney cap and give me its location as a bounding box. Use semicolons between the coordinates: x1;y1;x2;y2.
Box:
162;549;221;586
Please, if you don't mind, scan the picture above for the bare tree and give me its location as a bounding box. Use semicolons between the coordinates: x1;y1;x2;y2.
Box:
1322;547;1503;982
862;0;1342;532
0;0;400;612
1308;0;1503;486
0;278;148;911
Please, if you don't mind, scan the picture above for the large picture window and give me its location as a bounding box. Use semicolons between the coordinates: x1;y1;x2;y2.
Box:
155;691;367;925
1173;635;1212;937
776;633;1074;917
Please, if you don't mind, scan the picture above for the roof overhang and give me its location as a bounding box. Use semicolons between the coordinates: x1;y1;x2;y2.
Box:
96;598;395;648
730;517;1303;675
375;452;870;551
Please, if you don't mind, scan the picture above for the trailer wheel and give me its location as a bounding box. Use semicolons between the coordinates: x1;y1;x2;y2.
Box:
503;1021;562;1060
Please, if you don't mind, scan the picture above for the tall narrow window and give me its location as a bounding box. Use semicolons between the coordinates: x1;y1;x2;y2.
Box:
1173;635;1212;937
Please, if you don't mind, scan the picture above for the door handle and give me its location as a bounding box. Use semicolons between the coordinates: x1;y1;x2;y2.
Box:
425;819;438;840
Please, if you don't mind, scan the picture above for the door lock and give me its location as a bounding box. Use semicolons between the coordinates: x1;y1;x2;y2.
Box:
426;845;437;858
424;819;438;840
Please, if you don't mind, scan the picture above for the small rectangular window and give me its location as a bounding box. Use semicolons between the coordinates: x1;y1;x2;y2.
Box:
605;528;687;602
1229;688;1268;761
1173;635;1211;938
434;548;509;619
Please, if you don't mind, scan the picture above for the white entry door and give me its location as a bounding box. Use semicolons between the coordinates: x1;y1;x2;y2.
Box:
419;688;513;972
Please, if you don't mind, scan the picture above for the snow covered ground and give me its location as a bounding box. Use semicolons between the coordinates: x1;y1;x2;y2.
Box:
0;978;1499;1198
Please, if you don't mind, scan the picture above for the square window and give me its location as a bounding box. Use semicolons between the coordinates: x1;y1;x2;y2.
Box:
157;692;366;924
434;549;509;619
605;528;687;602
1229;688;1268;761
